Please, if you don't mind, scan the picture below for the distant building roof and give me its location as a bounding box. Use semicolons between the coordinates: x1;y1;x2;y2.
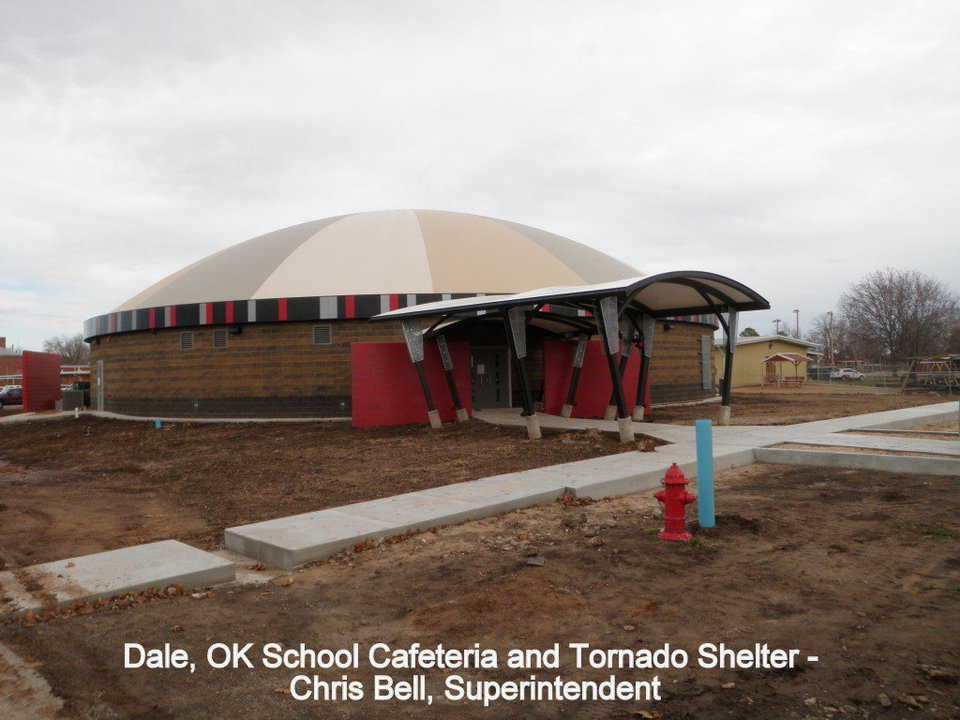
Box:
715;334;821;350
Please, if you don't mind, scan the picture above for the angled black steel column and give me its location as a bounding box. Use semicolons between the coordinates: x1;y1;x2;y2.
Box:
597;296;634;443
719;310;738;425
401;320;441;428
605;320;635;420
505;307;541;439
435;335;468;422
633;314;655;421
561;336;589;418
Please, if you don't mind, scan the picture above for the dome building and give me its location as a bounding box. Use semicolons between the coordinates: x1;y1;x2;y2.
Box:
84;210;767;424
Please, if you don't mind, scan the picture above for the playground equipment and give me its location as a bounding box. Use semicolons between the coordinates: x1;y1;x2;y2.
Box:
655;463;696;541
900;355;960;392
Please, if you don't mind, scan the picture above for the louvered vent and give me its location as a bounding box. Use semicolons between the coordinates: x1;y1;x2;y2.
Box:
212;329;228;349
180;332;194;350
312;324;332;345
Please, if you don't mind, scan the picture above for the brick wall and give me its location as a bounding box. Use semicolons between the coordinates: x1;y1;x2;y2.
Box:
22;351;61;411
541;321;715;416
648;321;716;404
89;317;714;418
0;354;21;377
89;320;404;417
351;341;472;427
542;340;643;418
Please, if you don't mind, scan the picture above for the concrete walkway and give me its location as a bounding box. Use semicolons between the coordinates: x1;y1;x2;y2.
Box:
2;400;957;611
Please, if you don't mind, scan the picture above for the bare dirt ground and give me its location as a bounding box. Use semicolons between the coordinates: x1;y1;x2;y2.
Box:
2;463;958;719
651;387;945;426
0;417;642;566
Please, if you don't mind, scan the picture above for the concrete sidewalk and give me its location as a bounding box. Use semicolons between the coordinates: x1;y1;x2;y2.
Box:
2;399;956;608
226;401;958;569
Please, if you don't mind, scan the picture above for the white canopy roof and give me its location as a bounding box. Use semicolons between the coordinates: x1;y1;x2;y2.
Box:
374;271;769;322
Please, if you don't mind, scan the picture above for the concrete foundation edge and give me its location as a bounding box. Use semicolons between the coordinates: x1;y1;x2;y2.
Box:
754;448;960;476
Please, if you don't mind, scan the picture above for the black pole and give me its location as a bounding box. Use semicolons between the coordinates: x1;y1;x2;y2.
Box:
435;336;467;421
719;310;738;425
596;299;628;419
503;314;534;417
562;337;588;417
635;339;650;416
401;319;441;428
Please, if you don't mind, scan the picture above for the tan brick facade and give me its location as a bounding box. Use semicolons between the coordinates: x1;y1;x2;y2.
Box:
90;320;404;417
89;318;715;417
647;321;716;404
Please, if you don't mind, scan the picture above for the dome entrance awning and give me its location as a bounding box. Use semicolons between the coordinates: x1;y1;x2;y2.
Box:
375;270;769;437
372;270;769;322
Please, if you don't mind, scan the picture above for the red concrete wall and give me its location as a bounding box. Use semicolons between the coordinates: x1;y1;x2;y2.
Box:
22;351;62;412
351;341;472;428
542;340;649;419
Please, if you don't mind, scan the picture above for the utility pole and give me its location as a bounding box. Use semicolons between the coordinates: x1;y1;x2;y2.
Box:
793;309;799;338
773;318;782;335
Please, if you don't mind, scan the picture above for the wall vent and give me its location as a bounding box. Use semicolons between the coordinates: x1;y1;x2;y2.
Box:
180;332;194;350
312;324;332;345
212;329;228;349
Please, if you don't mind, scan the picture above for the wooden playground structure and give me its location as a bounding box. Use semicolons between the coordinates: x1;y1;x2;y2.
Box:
901;354;960;391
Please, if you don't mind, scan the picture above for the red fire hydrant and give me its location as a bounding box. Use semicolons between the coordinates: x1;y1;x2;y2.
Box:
655;463;696;541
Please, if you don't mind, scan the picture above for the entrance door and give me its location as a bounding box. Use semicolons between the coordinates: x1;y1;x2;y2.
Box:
471;347;510;408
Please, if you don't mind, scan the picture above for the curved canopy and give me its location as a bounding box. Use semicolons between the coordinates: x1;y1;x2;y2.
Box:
373;270;769;322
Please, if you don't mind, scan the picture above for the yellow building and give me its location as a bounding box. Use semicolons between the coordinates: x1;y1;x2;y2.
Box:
713;335;820;388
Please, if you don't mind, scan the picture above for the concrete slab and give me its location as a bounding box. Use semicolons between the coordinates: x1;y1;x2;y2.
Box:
423;475;566;515
754;448;960;476
0;541;235;617
224;509;397;569
785;433;960;457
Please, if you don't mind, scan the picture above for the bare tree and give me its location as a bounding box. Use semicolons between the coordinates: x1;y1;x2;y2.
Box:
42;333;90;364
839;269;959;361
807;312;863;363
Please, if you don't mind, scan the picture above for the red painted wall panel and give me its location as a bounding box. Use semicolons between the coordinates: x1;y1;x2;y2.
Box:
543;340;646;419
22;350;62;412
351;341;472;428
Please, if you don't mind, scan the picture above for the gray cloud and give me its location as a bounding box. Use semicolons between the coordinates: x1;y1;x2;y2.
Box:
1;0;958;347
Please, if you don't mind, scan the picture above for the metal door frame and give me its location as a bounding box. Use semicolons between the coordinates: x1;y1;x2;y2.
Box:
470;345;512;409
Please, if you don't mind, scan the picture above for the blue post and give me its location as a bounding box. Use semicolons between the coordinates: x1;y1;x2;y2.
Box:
695;419;715;527
154;419;162;430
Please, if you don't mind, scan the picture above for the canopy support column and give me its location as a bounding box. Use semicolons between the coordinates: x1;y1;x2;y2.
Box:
436;335;468;422
561;337;588;418
401;320;441;429
605;320;635;420
505;307;541;439
719;310;738;426
597;296;633;443
633;314;655;421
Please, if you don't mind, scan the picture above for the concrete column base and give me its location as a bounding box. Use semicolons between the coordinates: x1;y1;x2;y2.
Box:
718;405;731;426
525;413;542;440
632;406;645;422
617;416;635;443
427;409;442;429
603;405;617;421
455;407;470;423
560;403;574;418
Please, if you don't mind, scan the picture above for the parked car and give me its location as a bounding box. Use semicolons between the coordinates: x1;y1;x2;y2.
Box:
0;385;23;407
830;368;865;381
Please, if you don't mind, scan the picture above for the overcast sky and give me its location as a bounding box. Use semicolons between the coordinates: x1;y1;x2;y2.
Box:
2;0;958;349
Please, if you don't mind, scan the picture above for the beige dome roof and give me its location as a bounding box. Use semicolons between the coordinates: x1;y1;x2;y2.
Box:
115;209;638;311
